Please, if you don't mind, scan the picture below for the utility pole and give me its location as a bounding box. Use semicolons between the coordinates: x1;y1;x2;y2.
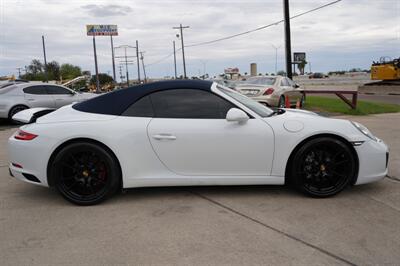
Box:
283;0;293;79
140;51;147;83
115;45;136;87
136;40;141;83
92;36;100;92
42;35;48;82
118;65;124;83
110;35;116;82
173;41;177;79
16;68;22;78
173;24;189;79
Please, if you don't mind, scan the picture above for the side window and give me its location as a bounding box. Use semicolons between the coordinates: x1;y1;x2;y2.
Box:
280;78;286;86
23;86;47;95
286;78;295;87
46;86;73;95
150;89;235;119
122;95;154;117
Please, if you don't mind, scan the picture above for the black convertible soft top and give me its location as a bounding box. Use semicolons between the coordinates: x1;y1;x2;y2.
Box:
73;80;213;115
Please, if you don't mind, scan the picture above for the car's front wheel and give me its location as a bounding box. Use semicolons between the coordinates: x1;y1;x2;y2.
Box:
290;137;357;197
51;142;121;205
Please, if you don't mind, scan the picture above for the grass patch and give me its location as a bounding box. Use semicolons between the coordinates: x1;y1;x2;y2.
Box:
304;96;400;115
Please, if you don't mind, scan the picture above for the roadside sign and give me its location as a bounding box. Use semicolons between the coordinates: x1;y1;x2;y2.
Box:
86;25;118;36
293;52;306;63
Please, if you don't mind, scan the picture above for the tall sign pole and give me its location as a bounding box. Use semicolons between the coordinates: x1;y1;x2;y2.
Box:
173;24;189;79
136;40;141;83
173;41;177;79
283;0;293;79
92;36;100;93
42;35;48;82
110;35;116;82
86;24;118;92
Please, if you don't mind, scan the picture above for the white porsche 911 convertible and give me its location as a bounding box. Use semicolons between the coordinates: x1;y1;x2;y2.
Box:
8;80;389;205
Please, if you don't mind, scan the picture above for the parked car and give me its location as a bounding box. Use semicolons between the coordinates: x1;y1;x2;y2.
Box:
8;80;388;205
309;72;328;79
0;82;96;121
235;76;304;108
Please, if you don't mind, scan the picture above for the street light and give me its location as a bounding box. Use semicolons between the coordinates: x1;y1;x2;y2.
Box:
271;44;281;75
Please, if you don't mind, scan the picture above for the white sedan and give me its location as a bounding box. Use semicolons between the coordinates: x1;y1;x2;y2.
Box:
0;82;95;121
8;80;388;205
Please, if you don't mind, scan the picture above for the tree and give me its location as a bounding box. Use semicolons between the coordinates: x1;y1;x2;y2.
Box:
297;59;308;75
28;59;43;74
90;73;114;87
45;61;60;80
277;70;286;76
60;64;82;80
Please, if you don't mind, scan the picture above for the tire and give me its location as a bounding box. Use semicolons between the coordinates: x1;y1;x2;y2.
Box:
51;142;121;205
8;105;28;123
278;95;286;108
290;137;357;197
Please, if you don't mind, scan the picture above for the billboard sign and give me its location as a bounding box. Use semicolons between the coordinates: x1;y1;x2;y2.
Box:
293;52;306;63
86;25;118;36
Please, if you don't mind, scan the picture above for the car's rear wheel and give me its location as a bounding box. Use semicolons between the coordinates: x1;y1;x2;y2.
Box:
290;137;356;197
8;105;28;123
51;142;121;205
278;95;286;108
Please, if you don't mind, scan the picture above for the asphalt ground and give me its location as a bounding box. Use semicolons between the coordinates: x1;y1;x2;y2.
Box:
0;113;399;265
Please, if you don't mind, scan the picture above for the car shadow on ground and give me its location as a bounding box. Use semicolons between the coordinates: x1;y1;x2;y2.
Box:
7;177;389;207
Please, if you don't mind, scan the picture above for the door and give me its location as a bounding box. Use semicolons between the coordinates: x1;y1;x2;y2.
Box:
45;85;77;108
146;89;274;176
23;85;56;108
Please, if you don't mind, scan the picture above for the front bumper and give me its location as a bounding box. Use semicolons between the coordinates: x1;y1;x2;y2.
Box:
354;139;389;185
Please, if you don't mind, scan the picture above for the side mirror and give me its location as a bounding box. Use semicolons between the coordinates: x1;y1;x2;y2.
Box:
294;83;300;88
226;108;249;124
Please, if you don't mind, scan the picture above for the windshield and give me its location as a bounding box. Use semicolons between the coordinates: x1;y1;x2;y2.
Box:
244;77;276;85
216;85;273;117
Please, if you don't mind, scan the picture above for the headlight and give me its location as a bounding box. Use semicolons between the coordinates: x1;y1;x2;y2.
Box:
351;121;378;141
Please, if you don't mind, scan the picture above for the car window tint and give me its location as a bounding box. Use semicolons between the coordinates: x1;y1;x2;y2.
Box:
280;78;289;86
23;86;48;95
286;78;295;86
122;95;154;117
46;86;72;95
150;89;235;119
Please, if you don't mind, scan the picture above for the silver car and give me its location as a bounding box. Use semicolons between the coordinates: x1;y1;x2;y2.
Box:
236;76;304;108
0;82;96;121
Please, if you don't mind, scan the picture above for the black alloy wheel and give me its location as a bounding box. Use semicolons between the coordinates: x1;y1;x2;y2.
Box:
278;95;286;108
51;142;120;205
291;137;357;197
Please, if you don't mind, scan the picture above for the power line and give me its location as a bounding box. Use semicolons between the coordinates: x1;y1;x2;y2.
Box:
186;0;342;47
144;0;342;68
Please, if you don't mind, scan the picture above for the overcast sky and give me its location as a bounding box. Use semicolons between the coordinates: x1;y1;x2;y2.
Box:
0;0;399;80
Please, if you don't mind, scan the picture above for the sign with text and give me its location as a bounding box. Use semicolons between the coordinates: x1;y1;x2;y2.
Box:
86;25;118;36
293;52;306;63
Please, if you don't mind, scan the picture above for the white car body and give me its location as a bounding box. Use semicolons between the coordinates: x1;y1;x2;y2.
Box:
0;82;95;119
7;81;388;204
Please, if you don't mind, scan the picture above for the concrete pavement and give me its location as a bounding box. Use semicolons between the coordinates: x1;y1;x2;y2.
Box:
0;113;399;265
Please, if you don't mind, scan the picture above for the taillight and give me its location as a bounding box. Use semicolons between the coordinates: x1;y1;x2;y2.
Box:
264;88;274;95
14;130;38;141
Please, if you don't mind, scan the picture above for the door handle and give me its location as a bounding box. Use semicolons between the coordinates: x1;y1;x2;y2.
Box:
152;134;177;141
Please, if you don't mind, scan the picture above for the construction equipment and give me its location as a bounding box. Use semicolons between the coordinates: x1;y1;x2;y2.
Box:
370;57;400;85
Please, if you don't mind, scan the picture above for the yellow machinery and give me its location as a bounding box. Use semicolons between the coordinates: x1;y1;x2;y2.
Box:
371;57;400;82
